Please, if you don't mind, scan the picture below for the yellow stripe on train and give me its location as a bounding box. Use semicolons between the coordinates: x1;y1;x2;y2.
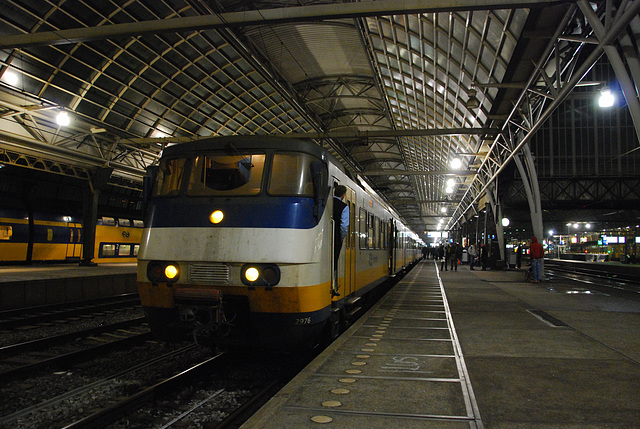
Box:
138;280;333;313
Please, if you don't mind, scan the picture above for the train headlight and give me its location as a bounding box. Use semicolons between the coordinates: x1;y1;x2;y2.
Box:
210;210;224;224
147;261;180;284
241;264;281;287
165;264;179;280
244;267;260;282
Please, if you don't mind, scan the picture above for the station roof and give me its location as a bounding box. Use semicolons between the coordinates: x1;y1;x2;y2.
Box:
0;0;638;237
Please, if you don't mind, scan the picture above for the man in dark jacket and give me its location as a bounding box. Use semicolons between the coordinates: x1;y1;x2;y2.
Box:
530;236;544;283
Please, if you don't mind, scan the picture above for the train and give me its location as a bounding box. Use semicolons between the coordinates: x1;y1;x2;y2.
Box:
137;136;422;349
0;209;143;264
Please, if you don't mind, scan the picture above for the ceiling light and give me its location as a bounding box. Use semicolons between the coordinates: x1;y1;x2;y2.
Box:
440;207;447;213
56;111;70;126
465;89;480;109
2;70;19;86
599;88;614;107
450;158;462;169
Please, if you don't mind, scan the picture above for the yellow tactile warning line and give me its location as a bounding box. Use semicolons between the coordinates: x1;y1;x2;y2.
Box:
305;261;483;427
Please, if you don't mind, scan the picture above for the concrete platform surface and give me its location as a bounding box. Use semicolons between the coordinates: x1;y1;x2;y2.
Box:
0;263;137;310
243;260;640;428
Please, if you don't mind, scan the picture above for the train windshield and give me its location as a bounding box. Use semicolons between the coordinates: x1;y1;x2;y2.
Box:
154;157;187;197
268;152;317;197
187;153;266;196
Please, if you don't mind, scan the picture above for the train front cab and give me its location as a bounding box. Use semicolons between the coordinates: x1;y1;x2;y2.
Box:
137;140;336;349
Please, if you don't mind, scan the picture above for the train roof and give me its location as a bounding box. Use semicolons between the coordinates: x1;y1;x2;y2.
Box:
160;135;335;165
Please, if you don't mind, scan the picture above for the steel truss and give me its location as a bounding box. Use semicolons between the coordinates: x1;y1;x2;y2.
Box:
449;0;640;239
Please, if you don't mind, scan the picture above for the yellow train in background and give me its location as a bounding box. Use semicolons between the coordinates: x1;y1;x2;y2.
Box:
0;209;142;264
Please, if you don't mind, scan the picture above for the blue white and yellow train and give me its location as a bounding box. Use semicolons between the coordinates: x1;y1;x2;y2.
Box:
0;210;143;264
137;136;422;349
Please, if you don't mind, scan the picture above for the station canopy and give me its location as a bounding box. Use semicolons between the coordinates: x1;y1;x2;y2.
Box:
0;0;634;236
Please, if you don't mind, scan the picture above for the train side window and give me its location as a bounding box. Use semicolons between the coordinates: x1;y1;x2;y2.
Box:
69;229;74;243
118;244;132;256
0;225;12;240
359;208;367;249
118;219;131;227
133;244;140;256
47;228;53;242
101;217;116;226
101;244;116;257
133;220;144;228
367;213;374;249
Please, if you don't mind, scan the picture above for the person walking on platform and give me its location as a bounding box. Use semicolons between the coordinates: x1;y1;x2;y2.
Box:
530;236;544;283
440;244;450;271
468;242;477;270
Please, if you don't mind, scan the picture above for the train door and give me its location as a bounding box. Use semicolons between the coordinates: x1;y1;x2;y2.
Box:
389;219;396;274
66;223;76;258
344;186;356;296
65;223;82;259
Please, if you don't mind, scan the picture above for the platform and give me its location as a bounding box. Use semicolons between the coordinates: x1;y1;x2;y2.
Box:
242;260;640;428
0;263;138;310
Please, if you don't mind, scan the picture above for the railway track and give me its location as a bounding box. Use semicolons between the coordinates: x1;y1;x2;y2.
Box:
0;318;151;381
62;350;227;429
544;260;640;296
0;343;206;428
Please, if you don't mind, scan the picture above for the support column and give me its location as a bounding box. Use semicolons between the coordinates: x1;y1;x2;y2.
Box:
80;167;113;266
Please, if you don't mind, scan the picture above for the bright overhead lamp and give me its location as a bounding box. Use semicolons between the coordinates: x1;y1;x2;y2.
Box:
56;111;70;126
440;206;447;213
2;70;19;86
501;217;510;227
450;157;462;169
599;88;614;107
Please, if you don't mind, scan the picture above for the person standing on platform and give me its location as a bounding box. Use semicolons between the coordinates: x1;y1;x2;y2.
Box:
530;236;544;283
480;243;488;271
440;244;450;271
449;242;459;271
468;242;477;270
332;184;349;296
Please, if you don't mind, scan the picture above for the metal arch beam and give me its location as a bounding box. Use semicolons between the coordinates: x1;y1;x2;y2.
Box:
0;0;572;49
361;169;476;176
280;128;499;140
120;127;499;145
448;0;640;232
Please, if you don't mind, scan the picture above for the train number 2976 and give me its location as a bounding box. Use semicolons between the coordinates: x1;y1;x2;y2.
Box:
295;317;312;325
